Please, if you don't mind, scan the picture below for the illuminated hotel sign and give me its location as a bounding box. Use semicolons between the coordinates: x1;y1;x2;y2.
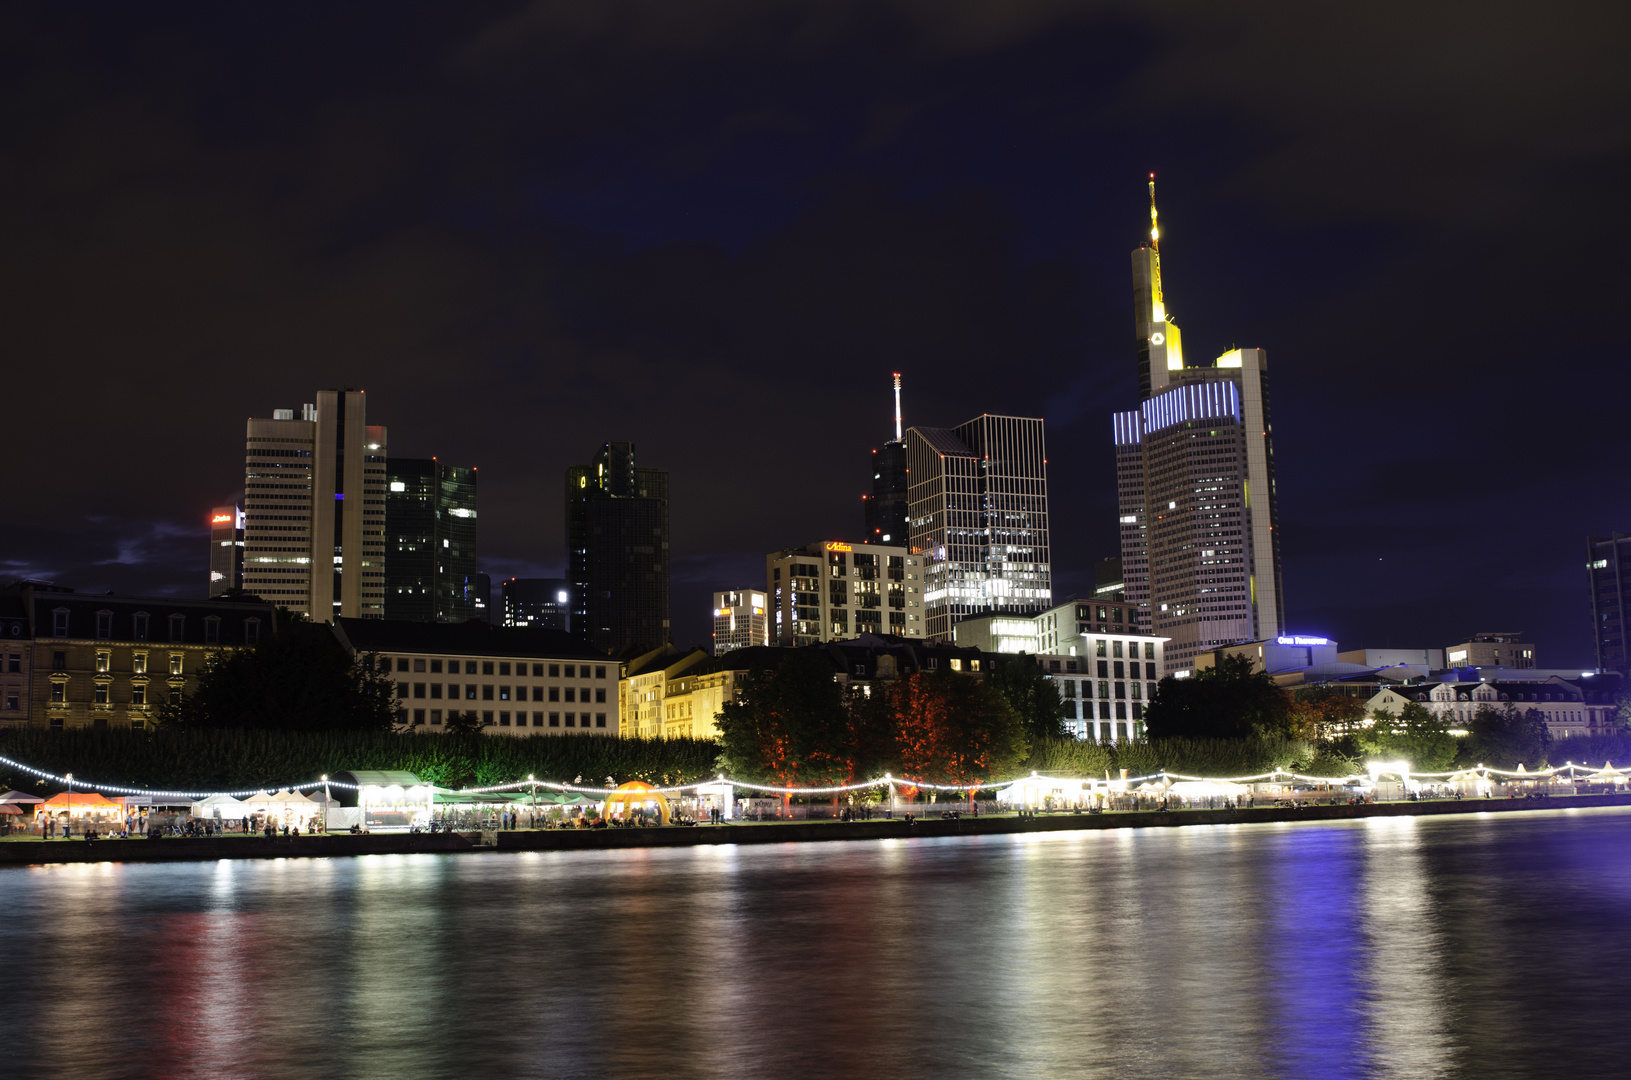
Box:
824;541;853;552
1276;636;1330;647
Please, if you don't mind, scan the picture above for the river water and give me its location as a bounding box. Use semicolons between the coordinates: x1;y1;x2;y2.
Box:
2;807;1629;1079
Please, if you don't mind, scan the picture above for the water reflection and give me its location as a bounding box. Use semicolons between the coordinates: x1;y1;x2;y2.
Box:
3;809;1630;1079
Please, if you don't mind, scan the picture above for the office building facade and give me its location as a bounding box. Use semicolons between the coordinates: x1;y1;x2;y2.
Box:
712;589;770;654
241;390;387;621
1588;533;1631;673
384;458;478;623
767;541;923;646
953;596;1145;657
566;442;670;651
334;617;616;736
1114;182;1283;674
207;506;244;596
1445;632;1534;669
906;414;1051;641
502;578;578;632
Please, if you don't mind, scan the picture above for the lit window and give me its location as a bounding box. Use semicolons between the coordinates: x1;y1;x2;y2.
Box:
95;652;109;673
169;654;183;676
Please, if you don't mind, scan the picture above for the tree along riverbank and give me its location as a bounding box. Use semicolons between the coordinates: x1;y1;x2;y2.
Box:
5;791;1629;866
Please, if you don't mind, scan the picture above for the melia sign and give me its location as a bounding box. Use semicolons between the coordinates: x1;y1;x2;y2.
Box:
1276;635;1330;647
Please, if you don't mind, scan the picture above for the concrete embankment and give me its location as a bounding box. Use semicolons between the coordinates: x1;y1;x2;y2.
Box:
5;792;1630;866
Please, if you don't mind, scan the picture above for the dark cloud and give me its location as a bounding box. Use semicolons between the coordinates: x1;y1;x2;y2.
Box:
1;1;1626;662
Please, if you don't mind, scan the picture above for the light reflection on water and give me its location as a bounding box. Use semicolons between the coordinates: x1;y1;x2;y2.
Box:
3;808;1630;1079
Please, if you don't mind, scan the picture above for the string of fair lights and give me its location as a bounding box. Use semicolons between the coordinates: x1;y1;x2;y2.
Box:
2;753;1625;802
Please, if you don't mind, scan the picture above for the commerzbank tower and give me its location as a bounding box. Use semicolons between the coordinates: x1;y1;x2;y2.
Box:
1112;178;1285;676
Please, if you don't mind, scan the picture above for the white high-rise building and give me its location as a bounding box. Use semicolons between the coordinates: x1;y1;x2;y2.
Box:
241;390;388;620
906;415;1051;641
711;589;770;655
1115;179;1284;675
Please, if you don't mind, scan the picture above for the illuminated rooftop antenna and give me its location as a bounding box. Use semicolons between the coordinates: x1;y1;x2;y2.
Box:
1148;172;1160;253
892;373;903;442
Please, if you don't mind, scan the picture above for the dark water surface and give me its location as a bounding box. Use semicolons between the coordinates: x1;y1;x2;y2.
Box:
3;807;1630;1079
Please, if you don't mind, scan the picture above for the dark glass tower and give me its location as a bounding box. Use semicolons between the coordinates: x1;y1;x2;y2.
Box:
566;442;670;651
384;458;479;622
863;374;909;545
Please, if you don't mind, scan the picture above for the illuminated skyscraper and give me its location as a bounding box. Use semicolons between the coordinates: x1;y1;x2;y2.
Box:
906;415;1051;641
863;374;909;545
1114;179;1283;674
566;442;670;651
240;390;387;620
712;589;770;654
207;506;244;596
384;458;478;623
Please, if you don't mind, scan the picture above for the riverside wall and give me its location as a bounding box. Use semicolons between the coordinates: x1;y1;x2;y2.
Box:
5;792;1630;866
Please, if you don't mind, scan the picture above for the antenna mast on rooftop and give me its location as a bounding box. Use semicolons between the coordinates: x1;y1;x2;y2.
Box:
892;373;903;441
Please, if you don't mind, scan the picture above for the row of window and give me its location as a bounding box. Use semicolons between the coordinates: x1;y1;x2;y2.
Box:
405;709;607;729
384;657;608;678
47;610;258;645
49;683;181;706
397;682;608;703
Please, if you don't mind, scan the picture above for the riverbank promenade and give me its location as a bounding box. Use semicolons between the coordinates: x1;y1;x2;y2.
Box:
5;790;1630;866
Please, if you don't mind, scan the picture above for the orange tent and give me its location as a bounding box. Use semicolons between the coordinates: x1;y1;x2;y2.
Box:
40;791;123;812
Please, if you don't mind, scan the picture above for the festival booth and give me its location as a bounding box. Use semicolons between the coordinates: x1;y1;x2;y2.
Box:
1447;769;1493;798
0;791;43;836
39;791;123;832
695;781;736;820
1166;779;1250;808
998;774;1090;811
191;794;252;829
1591;762;1627;789
329;771;432;832
603;781;671;825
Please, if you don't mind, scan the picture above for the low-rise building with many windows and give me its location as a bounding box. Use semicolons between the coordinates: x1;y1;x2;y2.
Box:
333;617;617;735
2;583;278;731
1034;630;1166;742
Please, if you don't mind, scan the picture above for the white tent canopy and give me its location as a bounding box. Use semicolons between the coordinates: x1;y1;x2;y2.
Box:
191;794;250;817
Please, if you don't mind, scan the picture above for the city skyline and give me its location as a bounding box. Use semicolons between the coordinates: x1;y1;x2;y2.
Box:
2;6;1626;666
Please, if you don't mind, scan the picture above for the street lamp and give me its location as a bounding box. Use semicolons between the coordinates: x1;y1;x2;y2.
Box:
64;773;72;839
529;774;536;827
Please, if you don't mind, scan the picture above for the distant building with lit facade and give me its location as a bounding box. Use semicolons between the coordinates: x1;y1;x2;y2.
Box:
207;506;244;596
1114;181;1283;675
906;414;1051;641
241;390;387;620
1588;533;1631;672
384;458;478;623
712;589;769;654
566;442;670;651
766;541;922;646
953;597;1141;656
862;375;909;545
503;578;578;633
1445;632;1534;669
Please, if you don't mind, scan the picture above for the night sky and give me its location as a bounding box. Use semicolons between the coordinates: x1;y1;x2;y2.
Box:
4;3;1628;665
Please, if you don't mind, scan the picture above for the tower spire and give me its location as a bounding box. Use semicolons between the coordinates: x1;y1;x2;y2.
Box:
892;373;903;441
1148;172;1160;253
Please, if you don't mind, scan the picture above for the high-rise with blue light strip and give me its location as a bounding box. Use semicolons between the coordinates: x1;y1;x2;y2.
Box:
1114;180;1284;674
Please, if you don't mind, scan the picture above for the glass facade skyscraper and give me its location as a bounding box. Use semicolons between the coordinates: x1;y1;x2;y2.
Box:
863;374;909;545
566;442;670;652
384;458;478;623
906;415;1051;641
1588;533;1631;673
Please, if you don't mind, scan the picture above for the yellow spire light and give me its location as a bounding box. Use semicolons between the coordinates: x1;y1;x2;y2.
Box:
1148;172;1160;252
